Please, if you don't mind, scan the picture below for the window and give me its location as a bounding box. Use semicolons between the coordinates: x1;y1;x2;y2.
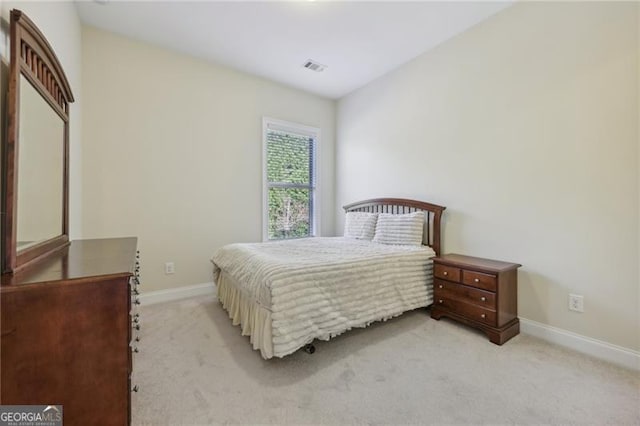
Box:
263;118;319;241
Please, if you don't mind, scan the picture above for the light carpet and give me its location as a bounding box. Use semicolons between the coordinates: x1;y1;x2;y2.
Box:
132;295;639;425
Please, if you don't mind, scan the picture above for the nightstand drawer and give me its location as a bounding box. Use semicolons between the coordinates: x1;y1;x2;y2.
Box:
434;264;461;282
434;297;496;326
462;270;497;292
434;279;496;309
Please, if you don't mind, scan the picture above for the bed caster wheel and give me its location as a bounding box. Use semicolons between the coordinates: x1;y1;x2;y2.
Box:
304;344;315;354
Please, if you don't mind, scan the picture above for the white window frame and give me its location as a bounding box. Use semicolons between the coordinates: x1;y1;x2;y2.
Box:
262;117;320;242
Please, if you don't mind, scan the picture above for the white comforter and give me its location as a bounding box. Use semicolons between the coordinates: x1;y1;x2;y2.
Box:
211;237;435;357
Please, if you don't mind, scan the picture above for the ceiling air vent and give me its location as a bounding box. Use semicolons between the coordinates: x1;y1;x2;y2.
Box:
303;59;327;72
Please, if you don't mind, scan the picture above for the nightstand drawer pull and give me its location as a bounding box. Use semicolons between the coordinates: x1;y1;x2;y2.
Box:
443;271;448;276
438;299;443;304
438;284;443;289
481;314;486;319
480;296;486;302
474;278;480;283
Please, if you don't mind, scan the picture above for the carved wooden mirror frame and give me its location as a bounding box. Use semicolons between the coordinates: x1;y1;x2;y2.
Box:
2;10;74;273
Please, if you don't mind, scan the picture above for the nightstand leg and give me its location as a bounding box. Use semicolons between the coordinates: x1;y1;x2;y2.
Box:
486;319;520;345
430;306;444;320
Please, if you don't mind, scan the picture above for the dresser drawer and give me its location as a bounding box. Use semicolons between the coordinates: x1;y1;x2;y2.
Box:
434;297;496;326
461;270;497;292
434;279;496;309
434;264;461;282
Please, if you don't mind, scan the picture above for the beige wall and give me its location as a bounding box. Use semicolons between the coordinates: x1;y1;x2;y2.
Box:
81;26;336;292
0;1;82;242
336;2;639;351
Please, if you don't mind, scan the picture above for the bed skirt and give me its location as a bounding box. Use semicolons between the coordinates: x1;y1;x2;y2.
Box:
217;272;274;359
217;269;433;360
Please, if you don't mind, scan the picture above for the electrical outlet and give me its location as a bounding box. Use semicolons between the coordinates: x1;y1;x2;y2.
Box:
164;262;175;275
569;294;584;312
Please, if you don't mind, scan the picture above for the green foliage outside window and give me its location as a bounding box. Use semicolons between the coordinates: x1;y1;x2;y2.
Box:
267;130;314;239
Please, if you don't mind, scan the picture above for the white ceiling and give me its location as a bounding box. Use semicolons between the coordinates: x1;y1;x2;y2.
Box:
76;1;512;99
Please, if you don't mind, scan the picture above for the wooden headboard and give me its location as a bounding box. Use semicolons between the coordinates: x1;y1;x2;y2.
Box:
343;198;446;256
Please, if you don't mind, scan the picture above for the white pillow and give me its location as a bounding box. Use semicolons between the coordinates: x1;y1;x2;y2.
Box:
344;212;378;240
373;211;425;246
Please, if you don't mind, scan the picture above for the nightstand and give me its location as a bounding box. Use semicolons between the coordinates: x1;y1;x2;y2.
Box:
430;253;521;345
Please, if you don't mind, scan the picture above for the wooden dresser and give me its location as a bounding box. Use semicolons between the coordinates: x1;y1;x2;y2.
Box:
430;253;521;345
0;238;140;425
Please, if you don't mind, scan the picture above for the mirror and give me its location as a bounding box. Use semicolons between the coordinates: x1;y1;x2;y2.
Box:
16;75;65;251
2;9;74;273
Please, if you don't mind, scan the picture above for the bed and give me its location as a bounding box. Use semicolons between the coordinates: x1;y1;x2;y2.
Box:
211;198;446;359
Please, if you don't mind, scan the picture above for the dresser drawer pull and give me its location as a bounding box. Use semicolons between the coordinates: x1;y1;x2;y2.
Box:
134;298;141;305
135;336;140;342
443;271;448;276
438;299;443;304
480;297;486;302
481;314;486;319
133;324;140;331
132;385;139;393
438;284;443;289
474;278;480;283
133;347;139;353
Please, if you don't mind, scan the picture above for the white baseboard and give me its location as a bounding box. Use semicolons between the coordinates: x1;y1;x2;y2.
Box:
139;282;215;306
520;318;640;371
